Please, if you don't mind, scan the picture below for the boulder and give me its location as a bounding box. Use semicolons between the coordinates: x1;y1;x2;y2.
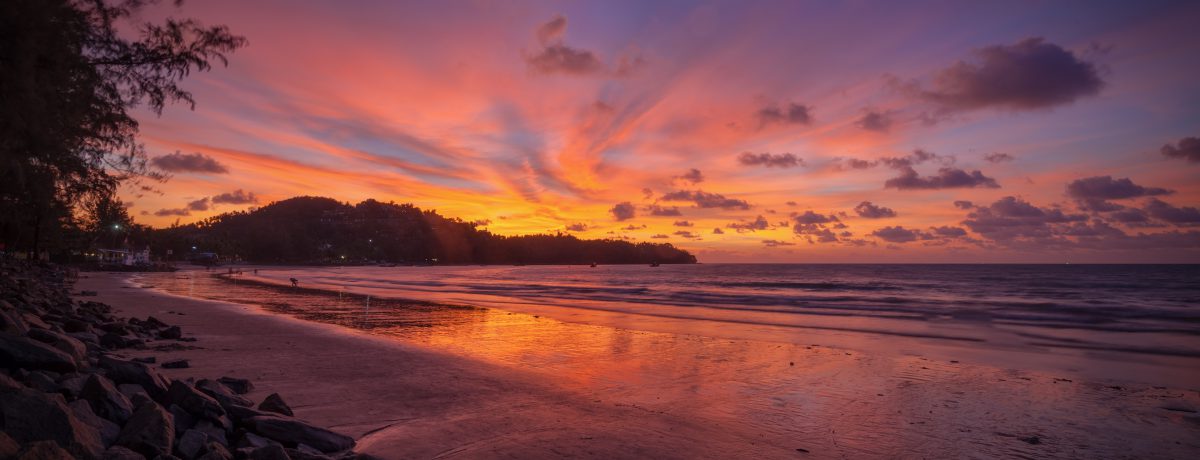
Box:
63;319;93;333
57;374;89;399
236;432;280;450
101;446;145;460
0;387;105;459
158;326;182;340
0;309;29;334
286;444;332;460
195;442;233;460
175;429;209;460
244;416;354;453
0;332;78;373
225;405;273;424
166;380;225;419
17;441;75;460
132;357;156;364
168;404;197;437
193;419;229;446
69;399;122;446
0;431;20;459
115;402;174;459
81;374;135;424
0;372;23;390
20;313;51;330
23;370;61;392
162;360;190;369
257;394;293;417
117;384;150;401
98;356;170;401
216;377;253;395
27;328;87;363
246;444;291;460
196;379;253;409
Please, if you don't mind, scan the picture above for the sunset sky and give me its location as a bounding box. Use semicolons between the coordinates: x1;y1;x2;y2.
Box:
125;0;1200;262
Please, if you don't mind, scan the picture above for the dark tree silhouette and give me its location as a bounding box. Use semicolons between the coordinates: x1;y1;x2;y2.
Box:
147;197;698;265
0;0;245;256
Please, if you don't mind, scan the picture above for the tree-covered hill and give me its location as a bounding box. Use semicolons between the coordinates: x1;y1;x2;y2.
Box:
150;197;698;265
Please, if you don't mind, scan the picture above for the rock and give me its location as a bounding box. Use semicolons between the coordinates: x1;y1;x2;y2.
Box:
246;444;291;460
115;402;174;459
236;432;280;450
57;374;89;398
0;387;105;459
101;446;145;460
196;379;253;410
168;404;196;436
166;380;225;419
244;416;354;453
175;430;209;460
0;431;20;459
98;356;170;401
17;441;75;460
81;374;135;424
63;319;93;333
286;444;331;460
162;360;189;369
69;399;122;446
0;309;30;334
100;333;144;349
195;442;233;460
0;372;23;390
132;357;156;364
117;384;150;401
68;331;101;346
27;328;87;363
0;332;78;373
192;419;229;446
216;377;253;395
225;405;273;423
23;370;61;392
158;326;182;340
257;394;293;417
21;313;51;330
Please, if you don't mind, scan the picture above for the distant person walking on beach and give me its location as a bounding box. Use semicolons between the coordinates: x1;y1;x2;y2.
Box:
290;277;299;287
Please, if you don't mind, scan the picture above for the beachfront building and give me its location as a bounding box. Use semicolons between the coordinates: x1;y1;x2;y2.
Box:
95;248;151;266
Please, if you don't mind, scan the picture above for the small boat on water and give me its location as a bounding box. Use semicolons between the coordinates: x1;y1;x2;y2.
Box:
649;263;660;267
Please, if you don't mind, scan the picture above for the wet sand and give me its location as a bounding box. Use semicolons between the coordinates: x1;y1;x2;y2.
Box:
80;271;1200;459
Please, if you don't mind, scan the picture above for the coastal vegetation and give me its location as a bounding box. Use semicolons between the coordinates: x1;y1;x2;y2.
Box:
150;197;698;265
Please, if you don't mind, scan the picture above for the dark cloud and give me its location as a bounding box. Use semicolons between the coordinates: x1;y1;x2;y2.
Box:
857;111;893;132
154;208;190;217
984;152;1014;163
790;211;841;243
673;231;700;239
673;220;694;227
931;226;968;237
843;158;874;170
962;196;1087;241
885;167;999;190
536;14;567;45
756;102;812;127
526;45;604;75
211;189;259;205
871;226;921;243
472;219;492;227
650;234;669;239
622;224;647;231
854;201;897;218
712;228;725;235
727;215;770;232
914;38;1104;112
1066;176;1172;201
675;168;704;184
645;205;683;216
738;152;803;168
1161;137;1200;163
659;190;751;210
1144;199;1200;224
642;188;654;199
564;223;588;232
953;200;974;209
187;198;210;212
785;201;798;206
150;152;229;174
762;239;796;247
610;202;636;221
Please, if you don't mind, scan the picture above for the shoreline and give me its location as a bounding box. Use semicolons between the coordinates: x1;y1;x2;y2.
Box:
80;272;807;458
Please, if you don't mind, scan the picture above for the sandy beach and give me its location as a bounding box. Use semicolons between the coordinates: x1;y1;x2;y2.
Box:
79;270;1200;459
78;272;806;459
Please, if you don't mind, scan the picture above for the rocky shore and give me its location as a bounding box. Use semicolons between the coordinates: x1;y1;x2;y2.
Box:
0;262;363;460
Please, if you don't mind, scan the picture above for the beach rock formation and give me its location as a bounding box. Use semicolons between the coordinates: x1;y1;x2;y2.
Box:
0;262;361;459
